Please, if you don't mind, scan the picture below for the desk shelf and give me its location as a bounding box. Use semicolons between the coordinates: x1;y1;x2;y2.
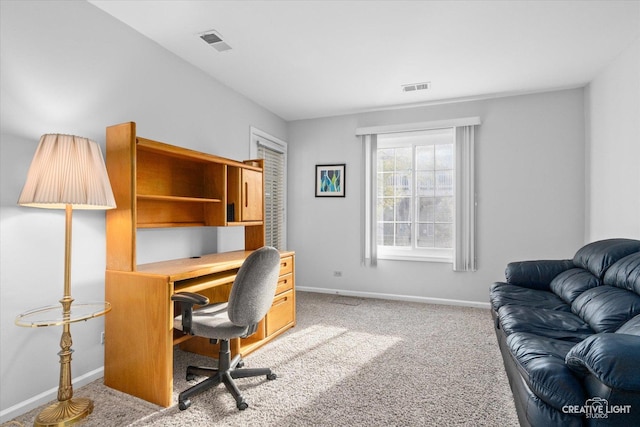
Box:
138;194;222;203
174;271;239;294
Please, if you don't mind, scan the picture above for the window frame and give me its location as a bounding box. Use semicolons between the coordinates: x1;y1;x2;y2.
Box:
376;129;455;263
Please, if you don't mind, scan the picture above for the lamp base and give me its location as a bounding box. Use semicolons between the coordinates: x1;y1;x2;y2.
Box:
34;397;93;427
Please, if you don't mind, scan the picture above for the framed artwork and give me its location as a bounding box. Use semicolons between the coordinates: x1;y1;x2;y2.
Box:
315;164;346;197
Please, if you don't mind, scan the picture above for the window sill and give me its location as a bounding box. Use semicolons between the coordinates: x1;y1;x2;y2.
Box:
377;253;453;263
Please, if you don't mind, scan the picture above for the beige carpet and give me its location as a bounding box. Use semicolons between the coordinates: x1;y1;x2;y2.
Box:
6;292;519;426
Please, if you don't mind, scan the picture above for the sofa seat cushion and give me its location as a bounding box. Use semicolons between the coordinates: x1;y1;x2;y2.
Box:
507;332;585;411
571;285;640;333
490;282;570;312
498;305;593;341
549;268;601;305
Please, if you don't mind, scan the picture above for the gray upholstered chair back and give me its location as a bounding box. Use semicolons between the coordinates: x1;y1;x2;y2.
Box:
227;246;281;327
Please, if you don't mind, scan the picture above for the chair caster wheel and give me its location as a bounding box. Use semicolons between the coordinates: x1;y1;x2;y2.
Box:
267;373;277;380
178;399;191;411
237;401;248;410
186;373;196;381
237;360;245;368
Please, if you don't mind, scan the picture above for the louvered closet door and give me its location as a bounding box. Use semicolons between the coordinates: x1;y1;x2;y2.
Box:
258;143;285;249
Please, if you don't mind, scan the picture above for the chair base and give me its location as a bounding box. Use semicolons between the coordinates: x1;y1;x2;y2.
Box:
178;339;276;411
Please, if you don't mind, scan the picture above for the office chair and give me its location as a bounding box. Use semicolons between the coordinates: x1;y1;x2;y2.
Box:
171;246;281;410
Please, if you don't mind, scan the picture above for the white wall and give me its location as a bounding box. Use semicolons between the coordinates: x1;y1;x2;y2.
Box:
586;36;640;240
0;1;287;420
288;89;586;305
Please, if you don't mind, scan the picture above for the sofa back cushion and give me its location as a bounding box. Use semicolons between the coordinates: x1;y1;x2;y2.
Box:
572;238;640;279
549;268;601;304
572;286;640;333
603;252;640;294
616;314;640;336
505;259;574;290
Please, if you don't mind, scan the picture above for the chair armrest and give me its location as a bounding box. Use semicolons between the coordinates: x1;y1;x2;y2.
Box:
171;292;209;306
244;323;258;338
566;333;640;391
505;259;574;290
171;292;210;335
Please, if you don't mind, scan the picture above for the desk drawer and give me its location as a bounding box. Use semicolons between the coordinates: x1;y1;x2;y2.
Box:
279;256;293;276
275;273;293;296
266;290;294;336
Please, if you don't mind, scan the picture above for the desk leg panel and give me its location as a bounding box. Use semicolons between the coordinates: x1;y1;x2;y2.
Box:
104;270;173;407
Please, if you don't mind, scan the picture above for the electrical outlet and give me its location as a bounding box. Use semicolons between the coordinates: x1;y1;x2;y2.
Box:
333;271;342;277
100;331;105;345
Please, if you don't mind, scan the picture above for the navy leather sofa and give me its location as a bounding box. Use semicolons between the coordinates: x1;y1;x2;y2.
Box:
490;238;640;426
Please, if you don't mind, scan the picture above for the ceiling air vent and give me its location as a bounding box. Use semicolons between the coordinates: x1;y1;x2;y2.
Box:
199;30;232;52
402;82;431;92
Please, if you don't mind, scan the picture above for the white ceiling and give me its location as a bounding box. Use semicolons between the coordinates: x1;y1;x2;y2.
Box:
89;0;640;121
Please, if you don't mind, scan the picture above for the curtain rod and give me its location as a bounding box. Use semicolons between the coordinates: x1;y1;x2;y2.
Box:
355;116;481;136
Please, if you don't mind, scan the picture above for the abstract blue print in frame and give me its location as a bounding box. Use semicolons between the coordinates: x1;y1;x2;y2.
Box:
315;164;346;197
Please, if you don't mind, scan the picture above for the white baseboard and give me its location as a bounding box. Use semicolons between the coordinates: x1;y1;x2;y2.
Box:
0;367;104;424
297;286;491;309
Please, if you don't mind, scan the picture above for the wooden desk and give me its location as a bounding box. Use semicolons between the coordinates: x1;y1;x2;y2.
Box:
104;250;295;407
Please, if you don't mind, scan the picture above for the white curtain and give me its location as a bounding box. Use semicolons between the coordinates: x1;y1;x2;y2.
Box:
361;134;377;266
453;125;477;271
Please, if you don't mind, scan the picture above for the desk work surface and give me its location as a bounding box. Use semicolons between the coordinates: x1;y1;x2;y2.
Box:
134;249;295;282
104;249;295;407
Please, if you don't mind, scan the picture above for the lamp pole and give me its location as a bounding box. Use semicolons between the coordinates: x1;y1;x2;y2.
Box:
35;205;93;426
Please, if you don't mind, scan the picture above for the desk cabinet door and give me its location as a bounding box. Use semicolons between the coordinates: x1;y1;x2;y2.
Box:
241;168;263;221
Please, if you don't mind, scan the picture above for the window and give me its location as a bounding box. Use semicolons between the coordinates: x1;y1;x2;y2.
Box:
357;117;479;270
251;128;287;250
377;128;454;261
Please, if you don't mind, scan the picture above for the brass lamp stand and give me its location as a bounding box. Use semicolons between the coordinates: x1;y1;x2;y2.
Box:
15;134;116;426
48;206;91;425
15;206;111;426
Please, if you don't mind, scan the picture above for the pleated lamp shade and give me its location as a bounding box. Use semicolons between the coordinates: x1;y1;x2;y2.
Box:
18;134;116;210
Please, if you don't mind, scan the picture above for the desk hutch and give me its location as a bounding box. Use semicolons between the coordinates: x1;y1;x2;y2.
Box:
103;122;295;407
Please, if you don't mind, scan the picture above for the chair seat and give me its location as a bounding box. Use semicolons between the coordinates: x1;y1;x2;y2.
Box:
174;302;249;339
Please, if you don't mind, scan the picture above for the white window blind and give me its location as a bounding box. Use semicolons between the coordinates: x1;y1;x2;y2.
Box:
258;142;285;249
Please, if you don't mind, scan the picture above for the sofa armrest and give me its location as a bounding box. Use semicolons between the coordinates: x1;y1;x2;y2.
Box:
566;333;640;391
505;259;574;290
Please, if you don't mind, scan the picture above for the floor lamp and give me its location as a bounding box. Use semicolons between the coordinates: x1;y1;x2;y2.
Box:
17;134;116;426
